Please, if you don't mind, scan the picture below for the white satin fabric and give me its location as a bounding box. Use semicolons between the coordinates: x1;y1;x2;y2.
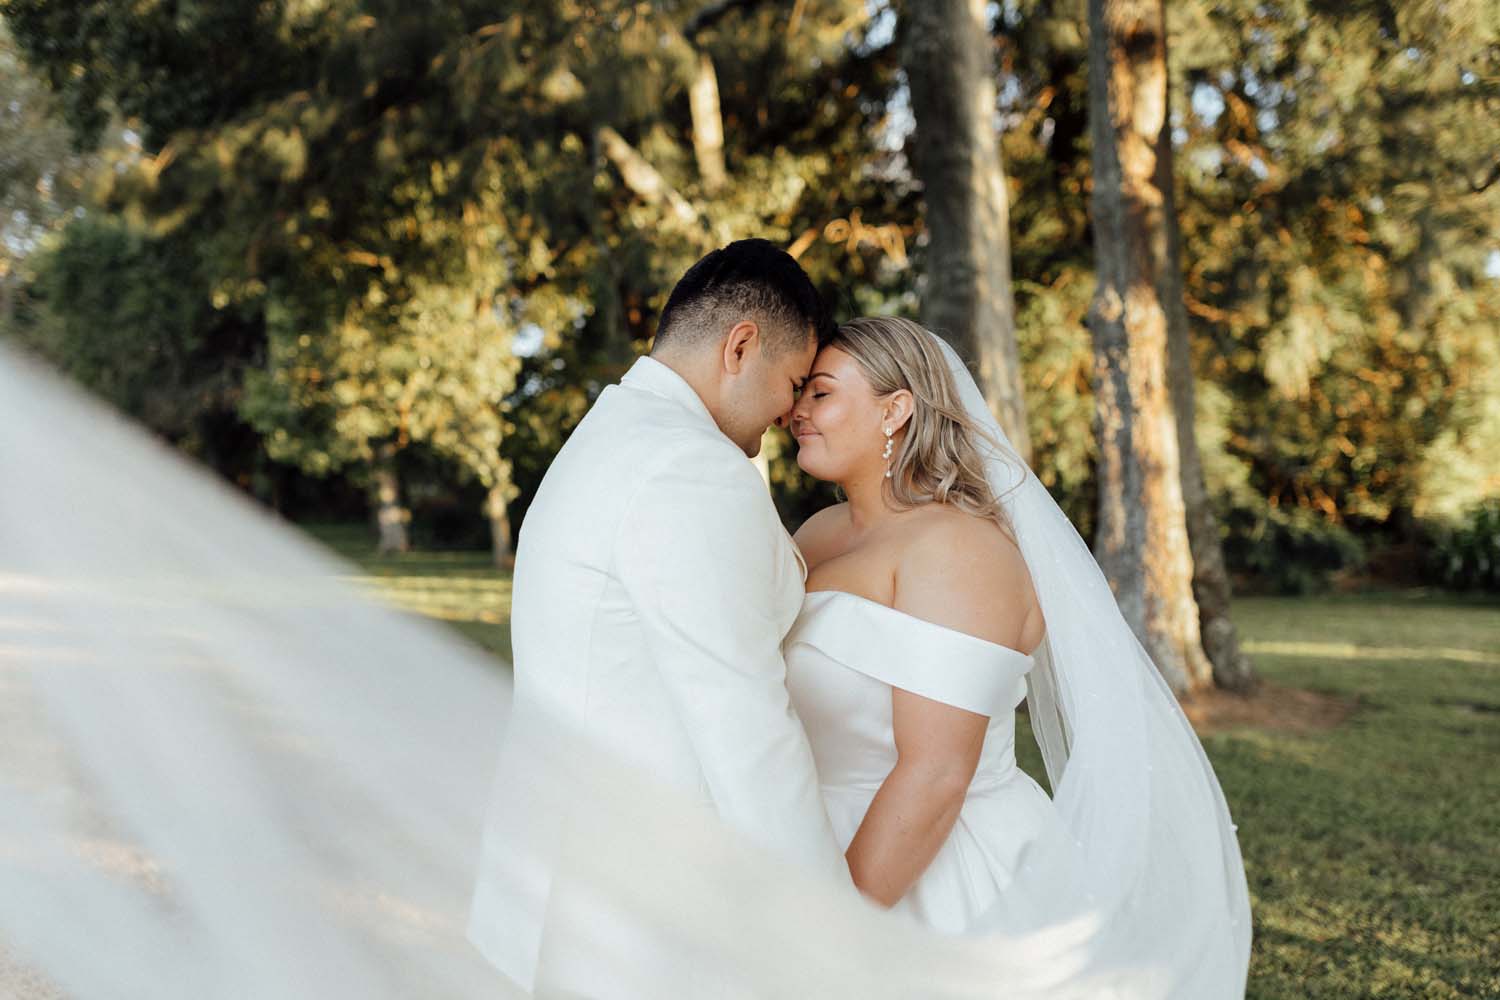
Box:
786;590;1061;933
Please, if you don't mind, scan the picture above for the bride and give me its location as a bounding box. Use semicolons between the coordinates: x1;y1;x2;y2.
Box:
785;316;1056;929
776;315;1252;991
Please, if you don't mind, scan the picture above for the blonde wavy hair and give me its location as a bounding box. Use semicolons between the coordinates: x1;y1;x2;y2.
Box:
828;316;1017;536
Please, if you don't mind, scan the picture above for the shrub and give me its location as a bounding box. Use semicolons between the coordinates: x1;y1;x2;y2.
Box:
1220;502;1366;594
1424;499;1500;592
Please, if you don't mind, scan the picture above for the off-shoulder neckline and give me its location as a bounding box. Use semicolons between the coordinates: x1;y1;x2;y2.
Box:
803;589;1037;663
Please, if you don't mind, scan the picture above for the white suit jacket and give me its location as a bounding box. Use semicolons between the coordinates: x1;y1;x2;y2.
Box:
468;356;846;992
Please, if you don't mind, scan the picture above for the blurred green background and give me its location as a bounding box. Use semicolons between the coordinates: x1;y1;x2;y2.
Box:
2;3;1498;994
3;0;1496;597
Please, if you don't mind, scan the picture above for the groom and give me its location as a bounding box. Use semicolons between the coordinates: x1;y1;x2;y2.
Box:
469;239;848;993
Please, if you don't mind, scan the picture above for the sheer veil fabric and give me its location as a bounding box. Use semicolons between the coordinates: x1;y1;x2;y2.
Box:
0;338;1249;998
0;343;518;999
927;332;1252;992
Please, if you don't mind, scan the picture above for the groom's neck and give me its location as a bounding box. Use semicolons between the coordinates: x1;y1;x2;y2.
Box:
648;349;722;415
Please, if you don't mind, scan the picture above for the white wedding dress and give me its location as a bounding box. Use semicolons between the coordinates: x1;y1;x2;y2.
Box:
786;589;1059;933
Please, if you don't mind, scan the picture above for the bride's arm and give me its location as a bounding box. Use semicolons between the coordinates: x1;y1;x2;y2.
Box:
844;692;988;906
846;515;1034;906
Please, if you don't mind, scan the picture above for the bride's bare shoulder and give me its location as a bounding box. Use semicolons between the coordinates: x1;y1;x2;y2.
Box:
902;502;1012;548
893;504;1038;650
792;502;851;569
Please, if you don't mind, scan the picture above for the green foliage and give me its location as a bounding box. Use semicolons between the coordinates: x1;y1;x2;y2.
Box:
1219;500;1367;594
1014;273;1096;530
4;0;1498;574
992;0;1097;524
4;0;914;542
18;215;266;470
0;20;93;307
27;218;206;410
987;0;1500;575
501;346;597;530
6;1;549;520
0;0;317;148
1170;0;1500;529
1423;499;1500;592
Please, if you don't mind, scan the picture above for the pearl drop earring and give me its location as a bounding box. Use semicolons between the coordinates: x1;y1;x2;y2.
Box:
882;425;894;478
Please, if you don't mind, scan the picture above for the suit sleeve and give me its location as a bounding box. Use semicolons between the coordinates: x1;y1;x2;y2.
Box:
614;439;849;882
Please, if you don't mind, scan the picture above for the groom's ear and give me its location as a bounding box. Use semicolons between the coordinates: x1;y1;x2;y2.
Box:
721;320;760;375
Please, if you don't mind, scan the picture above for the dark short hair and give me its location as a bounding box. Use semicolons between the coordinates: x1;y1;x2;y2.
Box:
653;239;835;356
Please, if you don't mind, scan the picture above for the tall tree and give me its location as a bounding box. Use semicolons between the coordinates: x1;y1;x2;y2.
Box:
6;1;530;560
1086;0;1212;694
900;0;1031;457
6;0;908;546
1153;33;1255;692
1173;0;1500;536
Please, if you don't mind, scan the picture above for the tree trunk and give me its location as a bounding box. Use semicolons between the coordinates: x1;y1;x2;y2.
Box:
0;276;14;333
592;258;633;369
1086;0;1211;696
485;480;513;568
1155;83;1256;693
370;441;410;555
591;128;643;369
900;0;1031;460
688;50;727;192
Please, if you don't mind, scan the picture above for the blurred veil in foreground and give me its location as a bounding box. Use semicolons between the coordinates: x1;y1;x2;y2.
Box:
0;342;944;999
0;340;1248;999
0;340;515;997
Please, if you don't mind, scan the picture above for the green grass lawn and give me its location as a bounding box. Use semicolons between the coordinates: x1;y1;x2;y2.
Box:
1222;595;1500;999
308;525;1500;998
307;523;515;659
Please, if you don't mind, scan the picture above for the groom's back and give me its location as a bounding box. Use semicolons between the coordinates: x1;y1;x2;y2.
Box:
509;367;764;800
472;243;847;994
